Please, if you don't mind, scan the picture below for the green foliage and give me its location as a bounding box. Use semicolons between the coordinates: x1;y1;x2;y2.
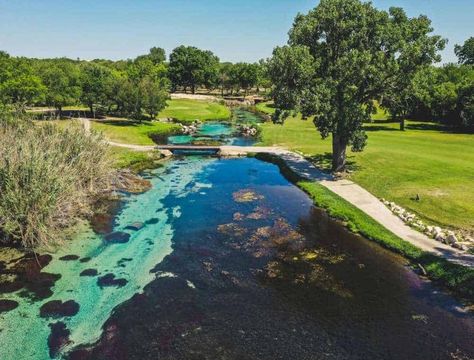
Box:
257;107;474;231
229;62;260;96
380;8;446;130
80;62;112;116
37;59;82;113
268;0;444;171
0;119;113;248
169;46;220;93
0;52;45;106
411;64;474;128
455;37;474;65
217;61;266;96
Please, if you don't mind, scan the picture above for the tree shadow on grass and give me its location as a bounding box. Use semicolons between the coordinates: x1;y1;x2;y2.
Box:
96;119;153;127
398;121;472;134
405;123;445;131
363;119;400;132
307;153;361;173
363;125;399;132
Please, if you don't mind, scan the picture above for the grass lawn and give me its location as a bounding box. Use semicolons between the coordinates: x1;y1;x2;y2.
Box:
257;102;474;231
255;101;277;115
91;120;180;146
158;99;231;123
108;146;162;171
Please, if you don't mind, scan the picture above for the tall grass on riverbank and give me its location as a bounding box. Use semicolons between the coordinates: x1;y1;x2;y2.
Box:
0;119;113;248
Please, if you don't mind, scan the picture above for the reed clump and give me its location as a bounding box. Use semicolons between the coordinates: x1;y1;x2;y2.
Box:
0;119;113;248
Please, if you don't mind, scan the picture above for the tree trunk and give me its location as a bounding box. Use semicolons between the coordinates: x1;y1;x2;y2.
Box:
332;134;347;173
400;118;405;131
89;104;95;119
191;84;196;94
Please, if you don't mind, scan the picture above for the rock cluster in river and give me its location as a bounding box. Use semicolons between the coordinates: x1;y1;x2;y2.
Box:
381;199;473;252
180;120;201;135
239;124;259;137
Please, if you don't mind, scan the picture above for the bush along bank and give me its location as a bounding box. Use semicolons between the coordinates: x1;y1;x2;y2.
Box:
254;152;474;303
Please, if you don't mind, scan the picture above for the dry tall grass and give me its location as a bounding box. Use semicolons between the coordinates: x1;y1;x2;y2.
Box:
0;119;113;248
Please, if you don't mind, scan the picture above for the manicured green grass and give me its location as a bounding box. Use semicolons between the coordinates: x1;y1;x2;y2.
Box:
92;120;180;146
158;99;231;123
255;152;474;301
108;147;162;172
255;101;276;115
257;102;474;231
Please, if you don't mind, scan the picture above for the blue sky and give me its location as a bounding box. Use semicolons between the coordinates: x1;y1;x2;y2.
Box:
0;0;472;63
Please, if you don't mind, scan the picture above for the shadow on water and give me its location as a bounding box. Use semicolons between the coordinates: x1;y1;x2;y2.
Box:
67;157;473;360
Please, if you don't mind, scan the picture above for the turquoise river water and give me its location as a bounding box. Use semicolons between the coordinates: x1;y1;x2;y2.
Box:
0;123;473;359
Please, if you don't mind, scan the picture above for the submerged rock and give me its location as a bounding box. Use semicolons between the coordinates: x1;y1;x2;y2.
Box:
125;222;144;231
40;300;80;318
48;322;71;358
145;218;159;225
59;255;79;261
232;189;264;203
0;299;19;313
80;269;98;277
104;232;130;244
0;253;60;300
80;257;92;263
97;273;128;288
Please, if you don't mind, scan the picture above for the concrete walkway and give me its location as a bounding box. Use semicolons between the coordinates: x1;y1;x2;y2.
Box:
78;120;474;268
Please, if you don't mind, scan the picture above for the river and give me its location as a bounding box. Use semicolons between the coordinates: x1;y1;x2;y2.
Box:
0;110;473;359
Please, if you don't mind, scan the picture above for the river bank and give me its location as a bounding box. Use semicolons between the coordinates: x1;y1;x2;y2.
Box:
254;152;474;303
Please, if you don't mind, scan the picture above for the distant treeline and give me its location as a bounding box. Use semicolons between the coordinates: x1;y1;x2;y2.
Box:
400;64;474;129
0;46;268;119
1;40;473;128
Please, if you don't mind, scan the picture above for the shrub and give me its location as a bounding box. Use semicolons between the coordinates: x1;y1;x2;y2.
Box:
0;119;113;248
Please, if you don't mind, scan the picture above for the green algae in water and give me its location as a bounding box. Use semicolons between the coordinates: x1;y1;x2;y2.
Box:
0;157;215;359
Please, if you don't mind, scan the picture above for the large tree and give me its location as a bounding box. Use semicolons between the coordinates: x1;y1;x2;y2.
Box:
168;46;219;93
380;8;445;130
455;37;474;65
80;62;112;117
0;53;45;107
268;0;444;172
232;62;259;97
38;60;81;116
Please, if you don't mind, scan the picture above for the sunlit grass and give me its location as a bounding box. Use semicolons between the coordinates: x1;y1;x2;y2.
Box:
158;99;231;122
257;102;474;230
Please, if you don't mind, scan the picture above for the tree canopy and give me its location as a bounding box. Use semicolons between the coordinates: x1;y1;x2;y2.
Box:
268;0;444;171
169;46;220;93
455;37;474;65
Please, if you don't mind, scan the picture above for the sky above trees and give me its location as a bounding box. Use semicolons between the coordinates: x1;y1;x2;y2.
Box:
0;0;472;63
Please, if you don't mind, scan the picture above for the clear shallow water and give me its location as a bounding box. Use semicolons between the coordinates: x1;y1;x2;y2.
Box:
167;108;261;146
0;158;214;359
1;157;473;360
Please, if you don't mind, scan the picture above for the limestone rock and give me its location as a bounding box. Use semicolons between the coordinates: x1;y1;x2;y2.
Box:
160;149;173;158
